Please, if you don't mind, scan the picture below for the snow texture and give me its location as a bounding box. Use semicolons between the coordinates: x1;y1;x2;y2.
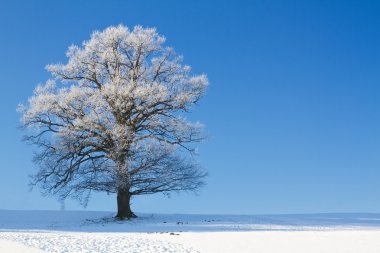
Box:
1;210;380;253
0;232;199;253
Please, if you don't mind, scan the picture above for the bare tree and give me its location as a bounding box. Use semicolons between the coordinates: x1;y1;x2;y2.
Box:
19;25;208;219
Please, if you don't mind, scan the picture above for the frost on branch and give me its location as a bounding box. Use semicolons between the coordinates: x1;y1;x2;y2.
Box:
19;25;208;217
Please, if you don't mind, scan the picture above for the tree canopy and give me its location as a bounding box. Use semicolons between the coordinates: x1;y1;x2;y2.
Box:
19;25;208;218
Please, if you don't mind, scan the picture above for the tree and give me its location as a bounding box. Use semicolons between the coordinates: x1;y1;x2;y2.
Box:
19;25;208;219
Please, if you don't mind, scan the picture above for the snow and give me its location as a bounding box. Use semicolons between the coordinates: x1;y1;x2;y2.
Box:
0;239;44;253
0;232;199;253
157;231;380;253
1;210;380;252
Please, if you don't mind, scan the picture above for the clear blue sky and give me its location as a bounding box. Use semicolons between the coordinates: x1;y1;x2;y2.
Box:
0;0;379;214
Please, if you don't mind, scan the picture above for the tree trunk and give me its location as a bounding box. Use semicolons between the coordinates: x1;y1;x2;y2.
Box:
116;190;137;219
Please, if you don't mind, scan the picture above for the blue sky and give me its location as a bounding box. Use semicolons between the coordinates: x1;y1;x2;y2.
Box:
0;0;379;214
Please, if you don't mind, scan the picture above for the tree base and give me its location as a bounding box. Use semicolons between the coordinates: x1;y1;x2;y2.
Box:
115;212;138;220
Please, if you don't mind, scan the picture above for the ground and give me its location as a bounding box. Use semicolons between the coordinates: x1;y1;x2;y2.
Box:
1;210;380;252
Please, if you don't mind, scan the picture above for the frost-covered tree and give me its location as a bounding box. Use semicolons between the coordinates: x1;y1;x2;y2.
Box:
19;25;208;219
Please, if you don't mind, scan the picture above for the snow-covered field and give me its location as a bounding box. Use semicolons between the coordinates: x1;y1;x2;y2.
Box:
1;210;380;252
